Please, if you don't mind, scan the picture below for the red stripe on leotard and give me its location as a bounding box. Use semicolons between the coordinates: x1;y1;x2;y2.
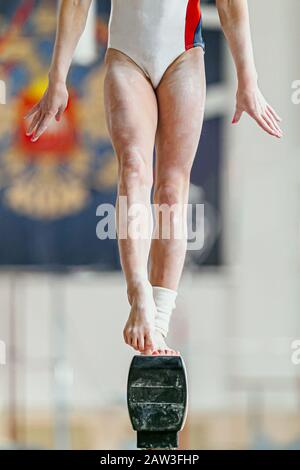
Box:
185;0;202;50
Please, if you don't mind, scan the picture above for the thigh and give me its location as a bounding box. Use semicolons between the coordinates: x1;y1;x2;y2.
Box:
155;48;206;179
104;48;158;165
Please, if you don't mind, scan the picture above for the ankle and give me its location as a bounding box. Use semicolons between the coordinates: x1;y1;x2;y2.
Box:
127;277;151;304
152;286;177;337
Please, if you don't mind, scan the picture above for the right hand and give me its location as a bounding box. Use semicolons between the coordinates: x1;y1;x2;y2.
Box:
24;79;69;142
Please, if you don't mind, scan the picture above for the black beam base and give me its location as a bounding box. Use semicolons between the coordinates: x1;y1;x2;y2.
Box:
127;355;188;450
137;431;178;449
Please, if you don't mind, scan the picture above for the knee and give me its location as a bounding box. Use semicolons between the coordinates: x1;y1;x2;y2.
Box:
118;148;152;191
154;172;190;206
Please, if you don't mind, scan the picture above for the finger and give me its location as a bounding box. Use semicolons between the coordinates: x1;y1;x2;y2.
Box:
232;108;243;124
267;104;282;122
55;106;65;122
262;112;278;132
24;103;40;120
26;110;42;136
255;114;280;137
262;113;282;137
265;109;282;134
31;112;54;141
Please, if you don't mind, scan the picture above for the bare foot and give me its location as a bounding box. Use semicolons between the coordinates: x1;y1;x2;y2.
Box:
123;281;156;354
123;282;179;356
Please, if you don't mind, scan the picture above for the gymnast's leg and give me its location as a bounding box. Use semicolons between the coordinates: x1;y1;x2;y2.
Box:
104;49;159;355
149;48;206;352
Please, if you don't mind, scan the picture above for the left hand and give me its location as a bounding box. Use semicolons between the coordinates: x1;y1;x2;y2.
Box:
232;85;282;138
24;79;69;142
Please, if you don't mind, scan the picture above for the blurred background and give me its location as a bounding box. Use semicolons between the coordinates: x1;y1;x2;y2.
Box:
0;0;299;450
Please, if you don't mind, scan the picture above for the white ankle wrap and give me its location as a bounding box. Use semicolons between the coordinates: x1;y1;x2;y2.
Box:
153;286;178;338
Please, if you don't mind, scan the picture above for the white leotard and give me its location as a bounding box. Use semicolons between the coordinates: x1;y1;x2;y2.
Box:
108;0;205;88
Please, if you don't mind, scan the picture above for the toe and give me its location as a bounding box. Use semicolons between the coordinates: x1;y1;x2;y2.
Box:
144;338;154;355
166;349;176;356
143;348;153;356
138;334;145;353
144;333;154;354
131;335;139;351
